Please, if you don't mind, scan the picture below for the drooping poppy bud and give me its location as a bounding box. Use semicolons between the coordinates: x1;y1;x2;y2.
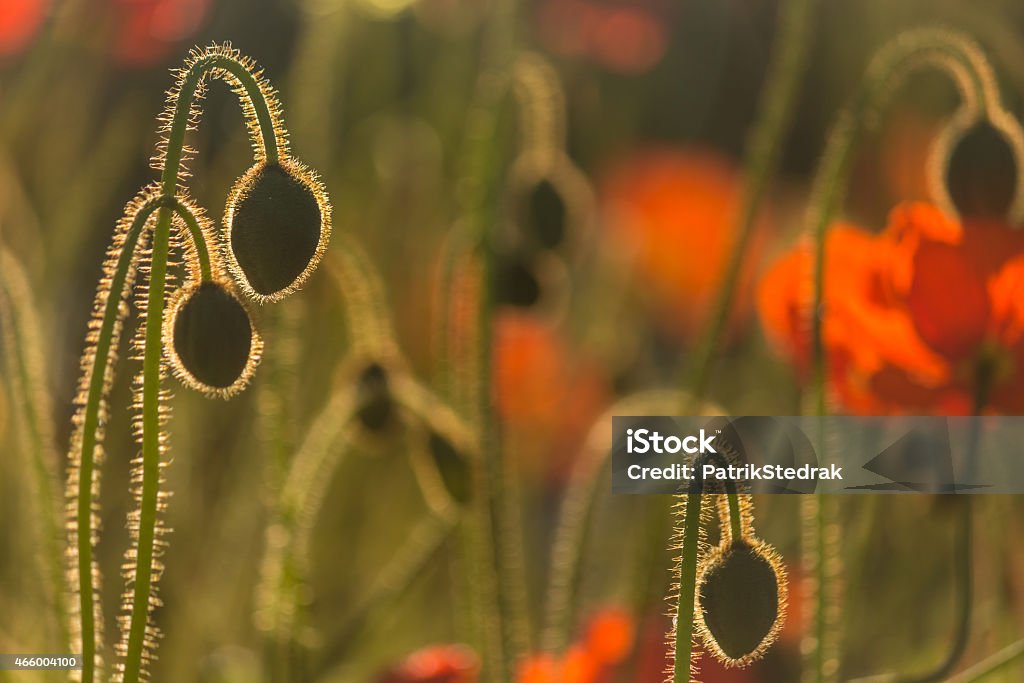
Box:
494;251;543;308
519;177;568;249
225;157;331;302
164;279;262;397
355;362;394;432
695;538;787;666
942;119;1020;219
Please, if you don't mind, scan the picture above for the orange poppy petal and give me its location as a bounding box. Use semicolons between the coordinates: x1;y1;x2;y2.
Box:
584;607;634;665
906;241;989;361
988;255;1024;348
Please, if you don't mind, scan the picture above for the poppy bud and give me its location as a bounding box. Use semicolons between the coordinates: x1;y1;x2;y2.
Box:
225;158;331;302
494;251;542;308
696;538;786;666
519;177;568;249
355;362;393;431
943;120;1019;219
164;280;262;398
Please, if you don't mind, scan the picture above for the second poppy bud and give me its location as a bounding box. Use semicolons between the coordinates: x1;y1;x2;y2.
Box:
163;280;263;398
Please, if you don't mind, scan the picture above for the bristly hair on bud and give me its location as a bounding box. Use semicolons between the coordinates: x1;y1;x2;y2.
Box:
224;156;332;303
162;278;263;398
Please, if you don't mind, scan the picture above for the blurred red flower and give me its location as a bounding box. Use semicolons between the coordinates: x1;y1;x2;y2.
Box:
516;607;634;683
758;201;1024;414
493;311;608;481
111;0;209;67
0;0;47;58
536;0;669;74
601;147;772;339
376;644;479;683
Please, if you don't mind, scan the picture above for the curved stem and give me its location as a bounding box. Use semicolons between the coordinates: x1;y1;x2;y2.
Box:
164;52;280;178
71;193;164;683
170;199;212;281
122;47;282;683
122;204;172;683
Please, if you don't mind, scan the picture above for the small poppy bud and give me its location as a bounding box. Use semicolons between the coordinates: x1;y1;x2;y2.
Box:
696;538;786;666
495;251;542;308
164;280;262;398
225;157;331;302
942;120;1019;219
355;362;393;431
520;178;567;249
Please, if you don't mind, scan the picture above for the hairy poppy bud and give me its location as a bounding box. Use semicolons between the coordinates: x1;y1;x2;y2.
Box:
225;157;331;302
696;538;787;666
164;280;263;397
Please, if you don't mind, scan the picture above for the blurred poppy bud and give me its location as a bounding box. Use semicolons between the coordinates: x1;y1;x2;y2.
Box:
225;157;331;302
355;362;394;431
164;280;262;397
494;250;543;308
519;177;568;249
696;538;786;666
941;119;1020;219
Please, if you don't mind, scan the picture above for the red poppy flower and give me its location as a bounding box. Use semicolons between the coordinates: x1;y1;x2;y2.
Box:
111;0;209;67
515;607;634;683
376;644;479;683
0;0;47;58
758;201;1024;414
536;0;669;74
493;311;608;481
602;147;772;339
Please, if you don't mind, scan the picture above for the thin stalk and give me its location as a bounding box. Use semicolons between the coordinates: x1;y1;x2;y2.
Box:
686;0;817;404
672;454;741;682
121;204;172;683
121;48;280;683
170;200;212;281
446;1;524;672
71;192;164;683
0;248;67;651
673;492;703;683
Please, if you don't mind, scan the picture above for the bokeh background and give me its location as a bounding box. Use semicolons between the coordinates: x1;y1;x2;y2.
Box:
2;0;1024;681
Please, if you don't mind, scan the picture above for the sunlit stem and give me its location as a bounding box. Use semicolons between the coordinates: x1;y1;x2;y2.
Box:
673;454;741;683
121;51;280;683
171;199;212;281
73;193;165;683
